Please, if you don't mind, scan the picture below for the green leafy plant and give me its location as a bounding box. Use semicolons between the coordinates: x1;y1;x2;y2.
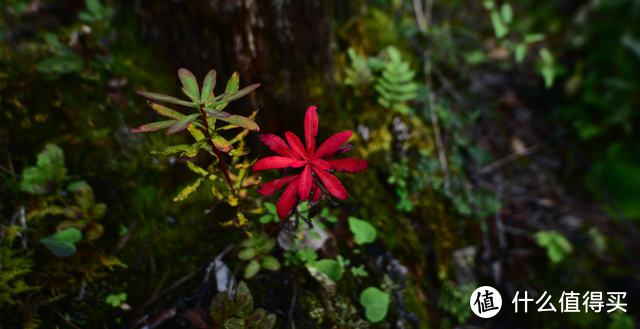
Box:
185;281;276;329
19;144;67;195
132;68;261;231
348;217;376;244
78;0;114;23
373;46;418;115
437;281;473;324
39;228;83;257
344;47;374;94
284;247;317;267
238;232;280;279
106;292;127;307
258;202;279;224
359;287;390;323
57;183;107;241
535;230;573;263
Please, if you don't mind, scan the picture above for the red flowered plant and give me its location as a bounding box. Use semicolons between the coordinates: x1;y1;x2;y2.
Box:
252;106;368;219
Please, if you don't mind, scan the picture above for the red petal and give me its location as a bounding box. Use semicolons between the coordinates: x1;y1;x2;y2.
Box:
322;142;354;159
277;177;300;219
298;166;313;201
313;168;349;200
285;132;308;160
310;182;322;201
312;131;353;160
304;106;318;157
290;160;307;168
328;159;368;174
310;159;331;171
259;134;300;159
256;176;298;196
253;157;297;171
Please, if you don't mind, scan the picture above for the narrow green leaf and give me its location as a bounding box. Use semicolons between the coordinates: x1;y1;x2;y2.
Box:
186;161;209;176
130;120;176;133
178;68;200;102
261;255;280;271
203;107;231;118
183;140;205;158
148;101;185;119
244;260;261;278
188;125;206;141
150;145;190;155
238;248;256;260
211;133;234;152
136;91;197;108
167;113;199;135
173;178;203;202
216;115;259;131
206;83;261;109
201;69;217;102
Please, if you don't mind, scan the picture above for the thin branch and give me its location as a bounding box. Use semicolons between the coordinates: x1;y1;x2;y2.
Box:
198;104;235;196
287;283;298;329
50;303;83;329
134;264;205;315
112;219;139;255
476;144;540;175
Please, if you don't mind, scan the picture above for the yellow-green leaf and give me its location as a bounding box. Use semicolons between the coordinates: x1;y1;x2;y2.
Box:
182;140;205;158
130;120;176;133
148;101;185;119
173;178;203;202
211;133;233;152
178;68;200;102
201;69;216;102
188;124;205;141
228;194;239;206
150;145;190;155
186;160;209;176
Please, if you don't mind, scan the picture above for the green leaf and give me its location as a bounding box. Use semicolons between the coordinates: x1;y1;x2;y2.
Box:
209;72;239;110
264;202;277;215
186;161;209;176
261;255;280;271
178;68;200;102
136;91;197;108
167;113;199;135
535;230;572;263
238;248;256;260
348;217;377;244
73;184;95;211
490;11;508;38
203;107;231;118
244;260;261;279
106;292;127;307
206;83;261;109
259;214;274;223
315;259;343;281
86;0;103;13
148;102;185;119
37;54;83;74
515;43;527;63
524;33;545;43
130;120;176;133
237;281;254;316
211;133;234;152
150;145;190;155
20;144;67;194
173;178;203;202
183;140;205;158
256;314;276;329
67;180;87;193
360;287;389;323
39;228;83;257
224;318;245;329
500;3;513;24
201;69;217;102
245;308;266;325
214;115;259;132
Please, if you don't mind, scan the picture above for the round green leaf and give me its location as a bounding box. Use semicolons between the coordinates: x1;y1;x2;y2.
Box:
314;259;343;281
360;287;389;323
348;217;377;244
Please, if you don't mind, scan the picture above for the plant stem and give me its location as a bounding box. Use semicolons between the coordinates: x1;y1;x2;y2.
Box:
198;104;235;195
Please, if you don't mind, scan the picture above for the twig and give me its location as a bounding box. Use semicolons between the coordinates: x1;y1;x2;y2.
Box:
49;303;83;329
476;144;540;175
150;267;170;301
134;264;205;315
112;219;139;255
287;284;298;329
412;0;428;32
0;164;15;176
198;104;235;196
